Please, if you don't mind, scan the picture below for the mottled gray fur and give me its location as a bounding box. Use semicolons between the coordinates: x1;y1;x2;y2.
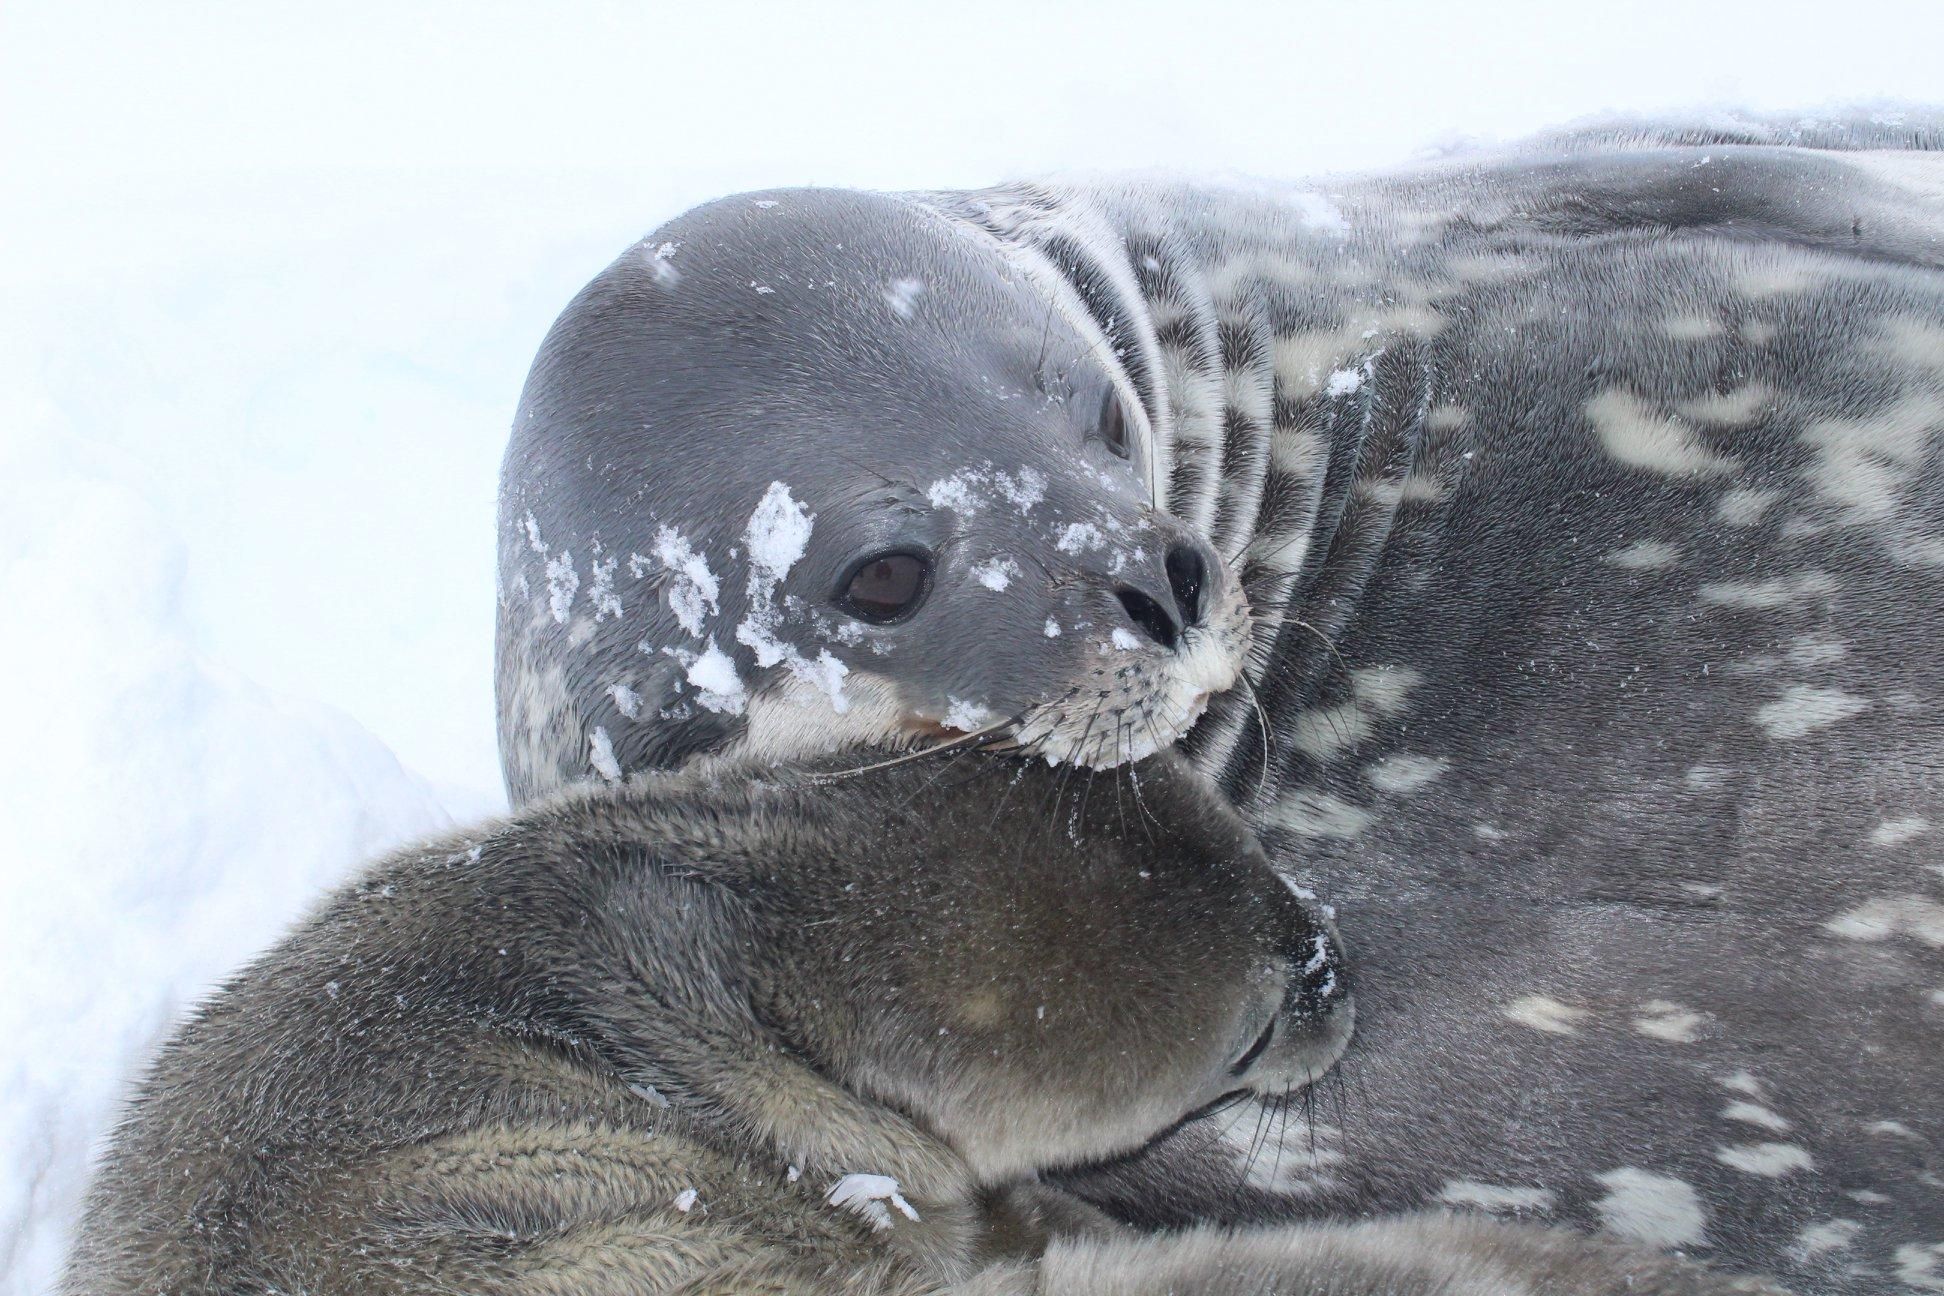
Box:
495;109;1942;1292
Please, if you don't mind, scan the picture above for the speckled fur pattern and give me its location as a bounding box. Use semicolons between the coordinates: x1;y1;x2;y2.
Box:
64;751;1782;1295
938;112;1943;1295
494;109;1941;1293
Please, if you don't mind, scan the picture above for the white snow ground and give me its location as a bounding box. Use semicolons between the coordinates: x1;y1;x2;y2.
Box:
1;2;1937;1292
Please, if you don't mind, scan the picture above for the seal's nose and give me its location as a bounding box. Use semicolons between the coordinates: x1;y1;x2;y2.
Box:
1229;913;1354;1095
1113;541;1213;650
1115;584;1181;649
1166;543;1205;627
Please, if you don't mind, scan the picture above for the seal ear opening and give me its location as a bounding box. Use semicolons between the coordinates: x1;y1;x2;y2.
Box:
1097;389;1132;459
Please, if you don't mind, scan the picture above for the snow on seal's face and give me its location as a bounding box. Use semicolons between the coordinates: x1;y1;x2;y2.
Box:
496;187;1247;802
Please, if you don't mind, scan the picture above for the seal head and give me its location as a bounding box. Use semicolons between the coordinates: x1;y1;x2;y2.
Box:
498;188;1246;803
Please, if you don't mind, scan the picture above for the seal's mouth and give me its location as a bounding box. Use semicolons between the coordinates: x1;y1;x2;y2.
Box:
1006;607;1247;767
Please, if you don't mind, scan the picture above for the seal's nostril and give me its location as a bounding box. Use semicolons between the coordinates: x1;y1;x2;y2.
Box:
1285;929;1345;1004
1116;586;1179;650
1166;544;1205;627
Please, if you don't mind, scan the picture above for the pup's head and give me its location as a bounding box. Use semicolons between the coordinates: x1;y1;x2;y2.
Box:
742;750;1351;1184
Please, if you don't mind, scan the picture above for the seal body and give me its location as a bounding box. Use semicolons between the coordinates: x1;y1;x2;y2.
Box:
497;112;1943;1292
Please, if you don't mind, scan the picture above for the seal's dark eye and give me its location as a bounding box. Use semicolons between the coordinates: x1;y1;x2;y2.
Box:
1099;390;1131;459
838;550;931;623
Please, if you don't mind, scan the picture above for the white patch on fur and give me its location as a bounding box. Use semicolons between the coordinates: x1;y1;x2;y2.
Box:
1786;633;1848;666
1789;1219;1862;1262
1631;1000;1705;1043
1715;487;1782;527
1825;896;1944;947
1055;522;1104;554
665;642;747;715
1800;391;1944;522
1719;1070;1765;1097
1503;995;1587;1036
1659;313;1724;341
743;481;812;583
941;697;994;733
1891;535;1944;566
1722;1102;1791;1133
1267;427;1330;480
1752;684;1869;739
544;552;579;623
1604;539;1681;569
1266;789;1374;840
645;240;681;285
1716;1142;1813;1177
1593;1168;1707;1248
651;526;721;637
826;1173;919;1230
1354;665;1423;715
1042;618;1061;638
1870;816;1931;847
1676;383;1772;426
587;727;622;782
1285;667;1421;758
1219;1110;1345;1195
1397;471;1446;504
1732;252;1822;299
1880;315;1944;380
1436;1180;1556;1214
672;1187;697;1212
1366;754;1450;794
1698;570;1837;608
970;557;1019;591
1325;367;1364;397
587;553;623;620
881;277;924;318
1586;388;1737;479
1894;1242;1944;1292
1684;765;1731;790
608;682;642;718
926;473;980;513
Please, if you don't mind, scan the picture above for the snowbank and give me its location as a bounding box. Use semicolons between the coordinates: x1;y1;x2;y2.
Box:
0;406;452;1295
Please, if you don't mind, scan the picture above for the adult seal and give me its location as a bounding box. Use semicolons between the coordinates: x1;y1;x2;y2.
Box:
497;110;1944;1293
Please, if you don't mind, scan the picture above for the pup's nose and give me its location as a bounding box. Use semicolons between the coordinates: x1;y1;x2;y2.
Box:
1238;920;1355;1093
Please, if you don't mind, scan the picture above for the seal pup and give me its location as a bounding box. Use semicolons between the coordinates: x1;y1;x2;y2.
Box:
495;110;1943;1291
64;752;1351;1293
